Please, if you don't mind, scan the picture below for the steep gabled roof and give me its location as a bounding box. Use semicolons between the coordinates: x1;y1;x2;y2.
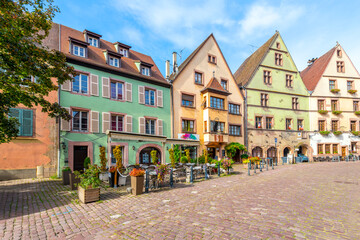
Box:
300;47;337;91
201;77;231;95
233;32;278;86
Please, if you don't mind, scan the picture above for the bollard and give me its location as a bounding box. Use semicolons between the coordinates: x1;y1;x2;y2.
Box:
266;159;269;171
275;158;278;166
271;159;274;170
190;166;194;183
282;157;284;165
248;162;250;176
338;156;340;162
254;163;256;174
346;156;349;162
218;162;221;177
145;170;149;193
260;160;262;172
204;165;208;180
170;168;174;188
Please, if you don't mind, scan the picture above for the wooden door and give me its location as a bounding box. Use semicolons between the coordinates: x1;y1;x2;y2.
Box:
341;147;346;157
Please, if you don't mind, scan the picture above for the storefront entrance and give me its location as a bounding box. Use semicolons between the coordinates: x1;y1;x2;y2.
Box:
73;146;88;171
139;147;161;165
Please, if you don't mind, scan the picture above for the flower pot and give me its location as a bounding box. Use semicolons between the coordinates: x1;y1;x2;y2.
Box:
70;173;80;190
99;172;109;182
131;176;144;195
78;186;100;204
109;172;116;188
62;170;71;185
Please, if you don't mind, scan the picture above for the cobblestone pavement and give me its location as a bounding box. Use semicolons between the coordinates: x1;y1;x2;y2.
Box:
1;162;360;239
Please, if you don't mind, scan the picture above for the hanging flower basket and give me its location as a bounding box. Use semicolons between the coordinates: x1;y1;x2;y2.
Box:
348;89;357;94
318;110;328;114
330;89;340;93
332;110;342;115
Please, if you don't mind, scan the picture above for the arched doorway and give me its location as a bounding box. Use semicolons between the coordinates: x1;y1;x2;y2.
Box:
139;147;161;165
283;147;291;157
267;147;277;158
252;147;263;157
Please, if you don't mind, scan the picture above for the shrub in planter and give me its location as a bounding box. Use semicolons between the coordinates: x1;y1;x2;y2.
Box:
151;150;159;165
70;172;80;190
318;110;328;114
62;167;71;185
83;157;91;170
221;158;235;174
130;168;145;195
241;154;249;159
319;131;330;135
332;110;342;115
75;165;101;204
333;131;342;135
99;146;108;181
330;88;340;93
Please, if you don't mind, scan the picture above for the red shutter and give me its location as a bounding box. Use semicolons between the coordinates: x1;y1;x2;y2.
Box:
102;77;110;98
61;107;71;131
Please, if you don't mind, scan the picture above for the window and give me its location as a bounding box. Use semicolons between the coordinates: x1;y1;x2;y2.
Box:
141;66;150;76
263;70;271;84
9;108;33;136
331;100;338;111
110;81;124;100
286;119;292;130
119;48;128;57
337;49;342;57
351;142;357;153
354;101;359;111
72;45;85;57
195;71;203;84
109;57;119;67
72;74;88;94
329;80;336;90
229;103;240;115
182;94;194;107
347;81;354;91
210;97;224;109
221;79;228;90
333;144;338;154
210;121;224;133
229;125;241;136
208;54;216;64
145;89;155;106
145;119;156;135
351;121;357;131
337;61;345;73
318;120;325;131
325;144;331;154
292;97;299;110
266;117;273;129
276;42;281;49
286;74;293;88
111;115;123;131
318;144;324;154
88;37;99;47
275;53;283;66
204;121;207;132
255;117;262;129
72;110;88;132
331;120;338;131
318;100;325;110
182;119;194;132
298;119;304;131
261;93;269;107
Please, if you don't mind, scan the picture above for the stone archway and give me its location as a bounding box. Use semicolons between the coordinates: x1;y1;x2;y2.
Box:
252;146;263;157
136;144;163;164
267;147;277;158
283;147;291;157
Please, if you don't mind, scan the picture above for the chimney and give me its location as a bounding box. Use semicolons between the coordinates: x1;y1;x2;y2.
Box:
172;52;177;73
165;60;170;79
307;58;317;66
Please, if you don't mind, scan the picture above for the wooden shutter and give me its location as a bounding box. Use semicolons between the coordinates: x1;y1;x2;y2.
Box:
157;90;163;107
126;115;132;132
125;82;132;102
102;77;110;98
61;107;71;131
90;74;99;96
90;111;99;133
157;119;163;136
22;109;33;136
139;117;145;134
61;80;71;91
102;112;110;133
138;86;145;104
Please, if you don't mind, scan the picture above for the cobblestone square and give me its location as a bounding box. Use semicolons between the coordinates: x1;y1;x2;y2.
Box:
1;162;360;239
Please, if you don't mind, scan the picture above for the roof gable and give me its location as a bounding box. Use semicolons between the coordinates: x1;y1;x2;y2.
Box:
201;77;230;95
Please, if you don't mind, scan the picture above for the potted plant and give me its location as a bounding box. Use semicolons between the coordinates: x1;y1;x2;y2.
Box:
180;156;188;164
129;168;145;195
355;111;360;116
318;110;328;114
151;150;159;165
352;131;360;136
319;130;330;135
319;151;324;154
333;130;342;135
155;164;168;184
108;166;117;188
62;167;71;185
332;110;342;115
168;148;176;168
221;157;235;174
113;146;126;187
70;171;80;190
330;88;340;93
83;157;91;170
99;146;108;182
325;151;330;154
185;149;191;163
76;165;101;204
242;159;250;169
348;89;357;94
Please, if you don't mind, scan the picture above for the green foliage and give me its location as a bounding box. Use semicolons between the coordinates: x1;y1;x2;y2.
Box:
168;148;176;167
180;156;188;163
330;88;340;93
348;89;357;94
319;131;330;135
151;150;158;164
225;142;247;159
173;145;181;163
332;110;342;115
241;154;249;159
99;146;107;172
74;165;101;189
318;110;328;114
203;149;209;164
352;131;360;136
0;0;75;143
50;174;59;179
113;145;123;169
333;131;342;135
83;157;91;169
185;149;190;163
355;111;360;115
62;167;71;172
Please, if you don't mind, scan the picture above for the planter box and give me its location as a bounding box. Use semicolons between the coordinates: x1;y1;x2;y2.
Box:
78;186;100;204
119;176;126;186
70;173;80;190
131;176;144;195
62;171;71;185
99;172;109;182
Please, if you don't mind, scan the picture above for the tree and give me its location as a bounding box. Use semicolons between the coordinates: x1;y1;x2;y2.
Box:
0;0;75;143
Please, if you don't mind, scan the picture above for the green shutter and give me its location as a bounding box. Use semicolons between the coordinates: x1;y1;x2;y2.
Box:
22;109;33;136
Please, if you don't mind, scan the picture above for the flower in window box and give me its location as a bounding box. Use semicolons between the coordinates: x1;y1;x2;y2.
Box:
332;110;342;115
355;111;360;115
319;151;323;154
330;89;340;93
352;131;360;136
318;110;328;114
334;151;338;154
348;89;357;94
257;123;261;129
333;131;342;135
288;125;291;130
299;127;304;131
319;131;330;135
325;151;330;154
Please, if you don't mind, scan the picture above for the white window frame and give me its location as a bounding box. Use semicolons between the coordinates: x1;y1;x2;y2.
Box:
72;110;88;132
109;57;119;67
111;115;124;132
72;44;86;57
110;81;124;100
72;74;88;94
145;119;156;135
145;89;155;106
120;48;128;57
88;37;99;47
141;66;150;76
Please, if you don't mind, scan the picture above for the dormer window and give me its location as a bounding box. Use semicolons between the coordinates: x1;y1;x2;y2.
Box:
103;50;122;68
88;37;99;47
73;45;86;57
141;66;150;76
119;48;128;57
69;37;89;58
109;57;119;67
83;30;102;48
114;42;131;58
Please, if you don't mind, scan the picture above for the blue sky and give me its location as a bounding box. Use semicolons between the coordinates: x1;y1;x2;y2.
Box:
53;0;360;76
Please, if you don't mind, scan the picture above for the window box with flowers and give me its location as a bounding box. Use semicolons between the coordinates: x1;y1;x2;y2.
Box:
355;111;360;115
333;151;339;154
325;151;331;154
130;168;145;195
352;131;360;136
348;89;357;94
318;110;328;114
333;131;342;135
318;151;324;154
330;89;340;93
319;131;330;135
332;110;342;115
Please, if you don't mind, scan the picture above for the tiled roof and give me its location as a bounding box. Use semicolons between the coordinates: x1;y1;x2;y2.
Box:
233;32;278;86
52;23;169;86
201;77;231;95
300;47;336;91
